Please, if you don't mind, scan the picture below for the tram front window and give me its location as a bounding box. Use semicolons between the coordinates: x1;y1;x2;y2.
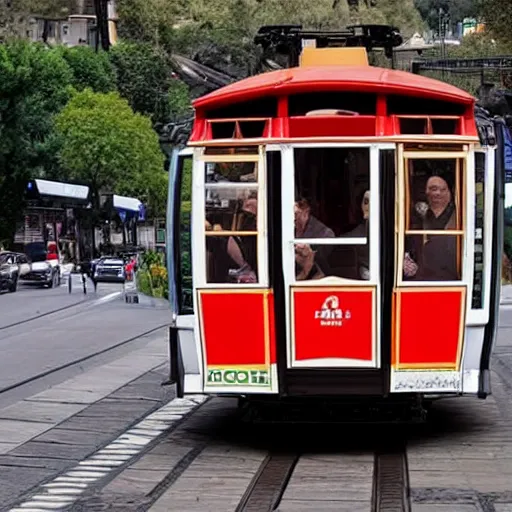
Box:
403;158;464;281
293;147;370;281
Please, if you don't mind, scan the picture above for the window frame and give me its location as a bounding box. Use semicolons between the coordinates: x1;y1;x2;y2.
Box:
395;145;474;288
281;142;389;370
282;142;386;287
467;147;495;326
193;146;269;289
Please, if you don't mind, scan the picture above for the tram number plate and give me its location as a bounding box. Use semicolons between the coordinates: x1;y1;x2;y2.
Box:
207;368;270;386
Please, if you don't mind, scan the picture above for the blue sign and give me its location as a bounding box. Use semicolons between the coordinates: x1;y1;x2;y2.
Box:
138;203;146;221
504;125;512;183
118;210;126;223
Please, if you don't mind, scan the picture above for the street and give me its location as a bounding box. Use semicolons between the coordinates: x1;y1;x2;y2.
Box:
1;288;512;511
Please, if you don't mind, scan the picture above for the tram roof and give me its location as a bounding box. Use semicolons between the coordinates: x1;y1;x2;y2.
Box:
192;65;475;111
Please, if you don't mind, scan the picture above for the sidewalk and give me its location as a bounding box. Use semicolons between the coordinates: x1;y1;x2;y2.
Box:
0;336;168;455
502;284;512;305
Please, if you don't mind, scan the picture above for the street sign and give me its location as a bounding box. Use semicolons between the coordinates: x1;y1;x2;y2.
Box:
138;203;146;221
504;125;512;183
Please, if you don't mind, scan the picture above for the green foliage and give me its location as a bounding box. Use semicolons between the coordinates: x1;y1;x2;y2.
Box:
109;42;189;124
480;0;512;51
59;46;117;93
414;0;479;31
116;0;179;46
54;88;166;215
137;249;168;298
0;40;73;241
504;225;512;261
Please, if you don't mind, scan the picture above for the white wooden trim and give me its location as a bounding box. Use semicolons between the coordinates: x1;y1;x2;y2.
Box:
281;143;384;369
292;358;377;368
281;146;295;369
294;237;367;245
370;145;381;368
288;142;396;149
191;149;206;390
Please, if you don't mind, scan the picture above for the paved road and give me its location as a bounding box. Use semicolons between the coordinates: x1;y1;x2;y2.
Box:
0;277;123;329
0;282;171;404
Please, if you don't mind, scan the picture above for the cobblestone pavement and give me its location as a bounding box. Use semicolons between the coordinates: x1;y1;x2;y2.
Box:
3;305;512;511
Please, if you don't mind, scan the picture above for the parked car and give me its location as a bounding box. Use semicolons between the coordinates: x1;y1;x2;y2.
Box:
93;257;126;283
0;252;20;293
19;242;61;288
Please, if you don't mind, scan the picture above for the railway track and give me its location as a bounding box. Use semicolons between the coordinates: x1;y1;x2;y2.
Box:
233;446;410;512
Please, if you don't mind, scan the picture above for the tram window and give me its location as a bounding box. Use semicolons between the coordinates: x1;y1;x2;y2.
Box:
206;235;258;284
472;152;485;309
178;156;193;314
205;187;258;232
403;234;462;281
295;242;369;281
293;147;370;281
294;148;370;238
205;162;257;183
403;158;465;282
205;185;259;284
405;159;463;232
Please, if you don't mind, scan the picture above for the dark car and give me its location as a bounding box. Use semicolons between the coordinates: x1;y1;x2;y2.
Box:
0;253;20;293
93;257;126;283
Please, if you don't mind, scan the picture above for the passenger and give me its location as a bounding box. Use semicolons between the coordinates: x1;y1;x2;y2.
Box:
294;195;335;280
342;190;370;280
206;195;258;283
403;174;458;281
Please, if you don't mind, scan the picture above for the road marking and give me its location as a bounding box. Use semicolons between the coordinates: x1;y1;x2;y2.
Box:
92;291;122;305
9;395;208;511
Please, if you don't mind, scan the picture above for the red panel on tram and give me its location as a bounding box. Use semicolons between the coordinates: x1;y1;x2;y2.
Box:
199;290;275;366
292;288;375;362
394;288;465;369
288;116;377;137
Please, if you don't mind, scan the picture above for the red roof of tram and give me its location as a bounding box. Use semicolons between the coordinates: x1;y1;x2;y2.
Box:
193;66;475;110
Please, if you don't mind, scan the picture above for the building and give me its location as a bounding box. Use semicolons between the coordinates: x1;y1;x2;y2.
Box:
26;0;117;47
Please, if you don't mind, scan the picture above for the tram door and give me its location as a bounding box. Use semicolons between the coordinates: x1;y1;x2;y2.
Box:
279;144;473;393
280;145;383;370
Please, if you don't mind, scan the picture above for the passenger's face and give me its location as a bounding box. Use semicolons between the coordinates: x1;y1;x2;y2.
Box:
426;177;451;209
362;191;370;220
242;198;257;216
294;201;310;227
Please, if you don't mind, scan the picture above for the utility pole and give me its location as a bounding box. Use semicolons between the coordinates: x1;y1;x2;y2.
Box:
94;0;110;51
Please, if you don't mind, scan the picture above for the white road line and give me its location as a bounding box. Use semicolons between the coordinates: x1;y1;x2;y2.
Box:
9;395;208;511
92;291;122;305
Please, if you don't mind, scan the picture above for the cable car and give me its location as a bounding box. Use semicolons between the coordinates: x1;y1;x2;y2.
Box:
166;25;505;419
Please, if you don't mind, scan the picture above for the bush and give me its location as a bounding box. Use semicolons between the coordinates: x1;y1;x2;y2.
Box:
137;249;168;299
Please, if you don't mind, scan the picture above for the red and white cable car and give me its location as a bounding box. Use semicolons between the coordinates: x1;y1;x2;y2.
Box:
166;26;505;416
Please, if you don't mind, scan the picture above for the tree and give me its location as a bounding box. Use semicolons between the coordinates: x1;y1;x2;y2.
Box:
59;46;117;93
116;0;179;46
0;41;73;243
109;42;189;124
480;0;512;51
54;89;167;217
414;0;480;32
